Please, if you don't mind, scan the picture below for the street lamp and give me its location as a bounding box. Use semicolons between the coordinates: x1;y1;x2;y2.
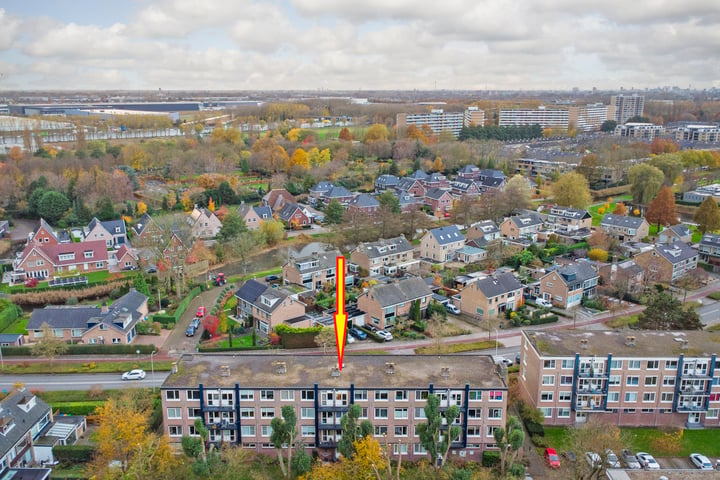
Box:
151;351;157;392
494;328;499;358
136;349;140;365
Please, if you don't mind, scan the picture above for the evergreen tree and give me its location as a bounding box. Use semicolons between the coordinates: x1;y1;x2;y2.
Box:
324;199;344;225
337;404;373;458
638;290;702;330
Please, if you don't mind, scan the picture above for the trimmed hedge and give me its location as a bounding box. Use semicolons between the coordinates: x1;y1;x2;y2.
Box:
525;420;545;437
0;302;21;332
275;324;324;349
482;450;500;468
153;314;176;326
151;286;201;326
53;444;97;463
197;345;276;353
530;315;558;326
358;326;386;343
54;401;104;415
2;344;157;356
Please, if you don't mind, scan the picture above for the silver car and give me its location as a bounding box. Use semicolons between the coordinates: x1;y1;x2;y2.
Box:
621;449;641;469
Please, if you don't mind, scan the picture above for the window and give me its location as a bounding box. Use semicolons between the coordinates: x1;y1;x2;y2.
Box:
415;390;429;401
469;390;482;401
394;408;409;419
301;390;315;401
414;408;426;419
541;392;554;402
167;407;182;419
624;392;638;402
663;376;675;386
261;425;273;437
53;329;64;337
561;359;574;369
544;359;556;369
707;409;719;419
300;407;315;419
187;407;201;418
280;390;294;401
71;329;83;337
301;425;315;437
260;390;274;401
608;392;620;402
240;390;254;401
486;426;498;437
395;390;408;401
542;375;555;386
489;391;503;401
488;408;502;419
557;408;571;418
609;375;621;386
241;408;255;419
467;426;482;437
359;407;368;419
374;408;388;419
375;390;389;401
354;390;367;401
540;407;553;418
661;393;674;403
414;443;428;454
559;392;571;402
468;408;482;419
374;425;388;437
261;407;275;418
393;443;408;455
628;360;641;369
643;393;656;403
560;375;573;385
168;425;182;437
644;376;657;386
95;262;104;268
623;408;636;414
187;390;200;401
647;360;659;369
166;390;180;401
626;376;639;386
394;425;408;437
665;360;678;369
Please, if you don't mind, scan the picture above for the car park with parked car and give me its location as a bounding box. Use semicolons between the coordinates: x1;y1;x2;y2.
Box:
690;453;713;470
636;452;660;470
621;449;641;469
545;448;561;469
375;330;393;342
445;304;461;315
349;327;367;340
535;298;553;308
185;325;196;337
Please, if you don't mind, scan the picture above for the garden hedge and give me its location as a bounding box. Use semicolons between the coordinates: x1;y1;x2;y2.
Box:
482;451;500;467
53;445;97;463
54;401;104;416
2;344;157;356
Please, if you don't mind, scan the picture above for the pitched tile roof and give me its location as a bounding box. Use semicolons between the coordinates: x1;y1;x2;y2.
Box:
653;242;698;264
700;233;720;247
0;391;52;459
549;261;599;284
288;248;342;273
358;236;413;259
349;193;379;208
235;279;299;314
509;213;543;228
277;202;304;222
365;277;432;308
34;240;109;266
407;170;429;180
326;185;353;198
310;181;334;194
666;224;691;238
548;206;591;220
601;214;646;229
427;225;465;245
235;279;267;304
375;174;400;188
425;187;452;200
471;272;523;297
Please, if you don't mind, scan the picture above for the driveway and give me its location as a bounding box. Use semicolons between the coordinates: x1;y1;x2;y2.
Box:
697;299;720;327
162;286;225;355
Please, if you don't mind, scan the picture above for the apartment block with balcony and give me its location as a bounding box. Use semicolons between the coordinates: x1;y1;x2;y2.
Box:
350;236;417;277
498;106;569;131
614;123;665;141
675;124;720;143
160;354;508;462
519;330;720;428
611;94;645;124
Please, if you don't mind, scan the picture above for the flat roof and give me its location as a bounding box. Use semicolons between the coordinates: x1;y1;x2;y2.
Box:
607;469;719;480
524;330;720;358
163;354;505;390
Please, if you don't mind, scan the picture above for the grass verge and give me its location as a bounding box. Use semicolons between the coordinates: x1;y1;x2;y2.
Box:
415;340;502;354
708;291;720;301
605;314;639;329
227;267;282;284
1;317;28;334
2;360;174;375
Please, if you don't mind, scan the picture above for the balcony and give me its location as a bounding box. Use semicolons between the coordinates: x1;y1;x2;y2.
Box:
207;421;237;431
318;404;350;413
575;399;604;411
576;385;605;394
577;370;608;379
677;404;707;413
681;370;711;379
318;423;342;430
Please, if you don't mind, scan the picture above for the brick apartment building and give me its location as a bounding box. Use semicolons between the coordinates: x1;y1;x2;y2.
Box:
161;354;508;462
519;330;720;429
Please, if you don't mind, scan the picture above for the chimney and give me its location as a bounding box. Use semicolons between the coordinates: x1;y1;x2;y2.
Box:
580;339;588;350
101;302;109;314
274;361;287;375
220;365;231;377
624;335;636;347
385;362;395;375
440;367;450;378
331;366;341;377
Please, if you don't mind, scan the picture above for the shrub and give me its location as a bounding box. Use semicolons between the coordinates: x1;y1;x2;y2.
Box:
53;444;97;463
482;450;500;468
0;302;21;332
109;288;123;299
65;297;79;305
525;421;545;437
509;463;525;477
588;248;609;262
1;344;156;356
530;434;548;447
54;401;104;415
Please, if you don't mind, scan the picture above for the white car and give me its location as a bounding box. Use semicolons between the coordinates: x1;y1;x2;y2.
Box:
493;356;513;367
535;298;553;308
375;330;393;342
605;450;621;469
585;452;602;469
121;369;146;380
445;304;461;315
636;452;660;470
690;453;713;470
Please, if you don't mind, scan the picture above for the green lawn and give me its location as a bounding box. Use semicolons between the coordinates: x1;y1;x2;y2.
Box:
604;314;639;329
588;195;632;226
227;267;282;284
415;340;502;354
544;426;720;457
205;335;255;348
2;360;174;375
1;317;28;334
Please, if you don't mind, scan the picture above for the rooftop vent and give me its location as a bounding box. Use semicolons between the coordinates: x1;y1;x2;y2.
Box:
274;361;287;375
331;366;341;377
440;367;450;378
682;339;689;350
385;362;395;375
220;365;231;377
580;339;589;350
625;336;636;347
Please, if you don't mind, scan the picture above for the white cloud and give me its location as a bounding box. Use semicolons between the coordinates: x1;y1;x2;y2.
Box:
0;8;22;50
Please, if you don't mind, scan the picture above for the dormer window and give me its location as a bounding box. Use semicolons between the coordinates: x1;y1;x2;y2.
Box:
115;227;121;233
0;416;14;436
84;251;94;259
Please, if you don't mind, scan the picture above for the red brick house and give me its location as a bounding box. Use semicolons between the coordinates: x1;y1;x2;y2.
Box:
278;203;311;229
424;188;454;217
12;240;109;282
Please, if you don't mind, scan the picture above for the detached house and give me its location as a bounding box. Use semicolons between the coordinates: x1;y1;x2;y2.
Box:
466;220;501;247
187;205;222;239
546;206;592;231
397;191;423;212
658;224;692;245
395;177;426;198
28;219;64;246
347;194;380;216
600;214;649;242
132;213;162;247
12;240;109;282
283;247;350;292
424;188;454;217
356;277;432;330
634;242;699;284
324;185;354;206
477;169;506;192
450;178;481;199
460;272;524;318
238;204;273;231
84;218;128;247
374;174;399;192
113;244;138;271
0;390;53;470
599;260;645;294
699;234;720;271
538;261;599;308
420;226;465;262
234;280;306;334
26;289;148;345
457;164;480;181
500;213;543;242
308;181;335;205
262;189;296;212
350;236;417;277
277;203;311;229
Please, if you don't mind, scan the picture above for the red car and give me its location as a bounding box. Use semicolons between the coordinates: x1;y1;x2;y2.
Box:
196;306;206;318
24;278;39;288
545;447;561;469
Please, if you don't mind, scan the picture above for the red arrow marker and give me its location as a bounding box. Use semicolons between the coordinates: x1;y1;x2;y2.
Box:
333;256;347;370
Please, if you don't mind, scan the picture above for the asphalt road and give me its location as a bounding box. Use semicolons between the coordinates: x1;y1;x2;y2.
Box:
0;372;170;391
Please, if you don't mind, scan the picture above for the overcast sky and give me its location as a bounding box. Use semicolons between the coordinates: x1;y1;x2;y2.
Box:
1;0;719;91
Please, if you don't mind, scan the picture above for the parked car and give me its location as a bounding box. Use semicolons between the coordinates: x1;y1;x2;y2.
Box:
349;327;367;340
621;449;642;469
585;452;602;469
493;356;513;367
24;278;39;288
544;448;561;469
375;330;393;342
265;274;280;283
121;369;146;380
445;304;461;315
636;452;660;470
185;325;196;337
145;265;157;274
515;353;521;364
191;318;201;329
213;273;226;286
365;324;378;333
535;298;553;308
605;450;621;468
690;453;713;470
562;451;577;463
196;306;206;318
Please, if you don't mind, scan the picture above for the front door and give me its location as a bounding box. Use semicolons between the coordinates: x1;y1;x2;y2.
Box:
688;412;701;424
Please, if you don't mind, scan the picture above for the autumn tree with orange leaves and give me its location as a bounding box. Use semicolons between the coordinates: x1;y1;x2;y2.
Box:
645;185;679;232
